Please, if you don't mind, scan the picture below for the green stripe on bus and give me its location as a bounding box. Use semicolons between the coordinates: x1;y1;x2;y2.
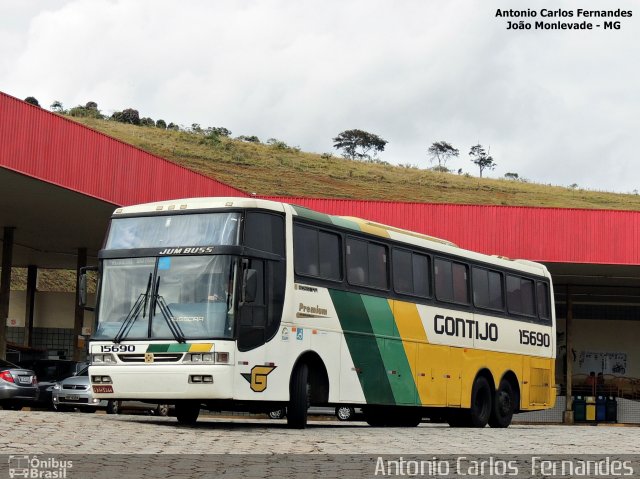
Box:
330;216;361;231
291;205;361;232
167;344;191;353
146;344;170;353
328;290;395;405
291;206;334;224
361;296;419;405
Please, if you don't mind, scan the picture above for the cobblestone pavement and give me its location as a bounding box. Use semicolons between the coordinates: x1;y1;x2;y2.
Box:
1;410;639;455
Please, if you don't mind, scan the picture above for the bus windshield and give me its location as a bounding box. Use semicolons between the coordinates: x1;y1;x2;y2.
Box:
94;255;237;341
105;212;241;249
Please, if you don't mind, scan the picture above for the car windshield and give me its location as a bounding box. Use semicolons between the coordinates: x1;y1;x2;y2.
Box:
94;255;237;341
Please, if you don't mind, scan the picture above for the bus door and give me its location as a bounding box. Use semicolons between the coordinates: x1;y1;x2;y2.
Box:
233;259;268;399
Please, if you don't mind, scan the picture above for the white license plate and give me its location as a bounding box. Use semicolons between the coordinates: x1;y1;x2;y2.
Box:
65;395;80;401
17;376;31;384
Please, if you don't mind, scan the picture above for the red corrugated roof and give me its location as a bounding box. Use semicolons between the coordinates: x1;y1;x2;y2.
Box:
0;91;247;206
264;196;640;265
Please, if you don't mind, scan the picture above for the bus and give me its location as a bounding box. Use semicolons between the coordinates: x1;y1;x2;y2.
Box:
87;197;556;428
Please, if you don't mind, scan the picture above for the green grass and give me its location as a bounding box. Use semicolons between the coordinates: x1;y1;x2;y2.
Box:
70;116;640;211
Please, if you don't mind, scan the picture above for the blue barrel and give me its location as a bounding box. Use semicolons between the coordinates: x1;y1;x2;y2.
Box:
573;396;586;422
596;396;607;421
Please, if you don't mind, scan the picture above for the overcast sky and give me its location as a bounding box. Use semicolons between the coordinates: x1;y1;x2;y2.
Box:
1;0;638;193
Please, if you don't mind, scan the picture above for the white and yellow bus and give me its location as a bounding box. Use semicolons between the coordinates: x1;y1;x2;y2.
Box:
87;197;555;428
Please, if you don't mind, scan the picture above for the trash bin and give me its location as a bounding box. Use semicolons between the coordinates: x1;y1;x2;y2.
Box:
605;397;617;422
585;396;596;421
596;396;607;421
573;396;586;422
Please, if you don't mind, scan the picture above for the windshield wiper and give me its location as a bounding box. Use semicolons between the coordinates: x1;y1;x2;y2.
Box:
150;276;186;343
114;273;152;343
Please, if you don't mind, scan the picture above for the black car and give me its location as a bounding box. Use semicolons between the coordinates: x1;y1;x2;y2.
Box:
17;359;87;408
0;359;39;409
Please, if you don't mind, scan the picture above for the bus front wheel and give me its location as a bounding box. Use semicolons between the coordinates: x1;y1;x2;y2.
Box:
287;363;310;429
488;379;515;428
175;400;200;425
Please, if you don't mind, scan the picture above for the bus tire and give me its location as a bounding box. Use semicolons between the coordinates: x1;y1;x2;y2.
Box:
287;363;309;429
106;400;121;415
469;375;492;428
175;400;200;425
489;379;515;428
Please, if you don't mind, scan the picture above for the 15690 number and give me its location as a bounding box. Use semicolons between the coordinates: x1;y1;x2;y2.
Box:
518;329;550;347
100;344;136;353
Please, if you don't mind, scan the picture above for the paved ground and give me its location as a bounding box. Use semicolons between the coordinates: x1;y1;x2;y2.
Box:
1;410;639;455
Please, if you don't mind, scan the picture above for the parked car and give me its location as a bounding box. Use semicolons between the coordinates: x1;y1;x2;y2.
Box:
267;406;359;421
18;359;87;408
0;359;39;410
51;366;169;416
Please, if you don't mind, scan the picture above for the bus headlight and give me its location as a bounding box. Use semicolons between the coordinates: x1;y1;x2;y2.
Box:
91;353;116;364
183;353;215;364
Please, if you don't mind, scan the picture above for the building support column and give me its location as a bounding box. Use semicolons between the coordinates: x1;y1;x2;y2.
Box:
563;285;574;424
73;247;87;361
24;265;37;348
0;227;15;360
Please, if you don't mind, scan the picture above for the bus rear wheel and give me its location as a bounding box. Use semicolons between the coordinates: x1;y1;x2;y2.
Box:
489;379;515;428
175;400;200;425
287;363;310;429
469;376;492;427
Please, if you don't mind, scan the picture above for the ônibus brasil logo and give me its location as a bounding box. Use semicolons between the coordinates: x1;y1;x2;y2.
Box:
7;455;73;479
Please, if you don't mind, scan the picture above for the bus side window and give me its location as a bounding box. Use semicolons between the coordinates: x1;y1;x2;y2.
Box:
537;281;550;321
435;258;469;305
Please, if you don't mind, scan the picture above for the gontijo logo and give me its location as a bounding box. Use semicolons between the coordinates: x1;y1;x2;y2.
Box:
241;365;276;392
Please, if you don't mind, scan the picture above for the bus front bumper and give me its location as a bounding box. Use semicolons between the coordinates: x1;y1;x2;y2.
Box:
89;364;234;400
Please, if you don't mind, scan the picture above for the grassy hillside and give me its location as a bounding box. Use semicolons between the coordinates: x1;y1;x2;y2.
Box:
69;116;640;211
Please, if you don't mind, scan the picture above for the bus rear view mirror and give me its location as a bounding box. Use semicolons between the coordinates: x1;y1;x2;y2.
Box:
79;274;87;306
78;265;98;310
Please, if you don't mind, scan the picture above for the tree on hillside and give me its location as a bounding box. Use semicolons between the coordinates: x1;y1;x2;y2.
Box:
156;119;167;129
469;143;496;178
24;96;40;107
69;101;103;119
333;129;387;161
50;100;65;113
114;108;140;125
427;141;459;169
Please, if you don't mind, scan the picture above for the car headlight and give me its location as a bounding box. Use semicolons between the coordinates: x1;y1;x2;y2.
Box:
52;383;61;390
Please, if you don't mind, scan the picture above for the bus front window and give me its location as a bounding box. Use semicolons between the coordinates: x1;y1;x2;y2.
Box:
95;255;237;341
152;255;237;339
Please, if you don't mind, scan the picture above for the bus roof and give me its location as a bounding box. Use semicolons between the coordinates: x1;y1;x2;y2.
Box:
113;197;550;278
